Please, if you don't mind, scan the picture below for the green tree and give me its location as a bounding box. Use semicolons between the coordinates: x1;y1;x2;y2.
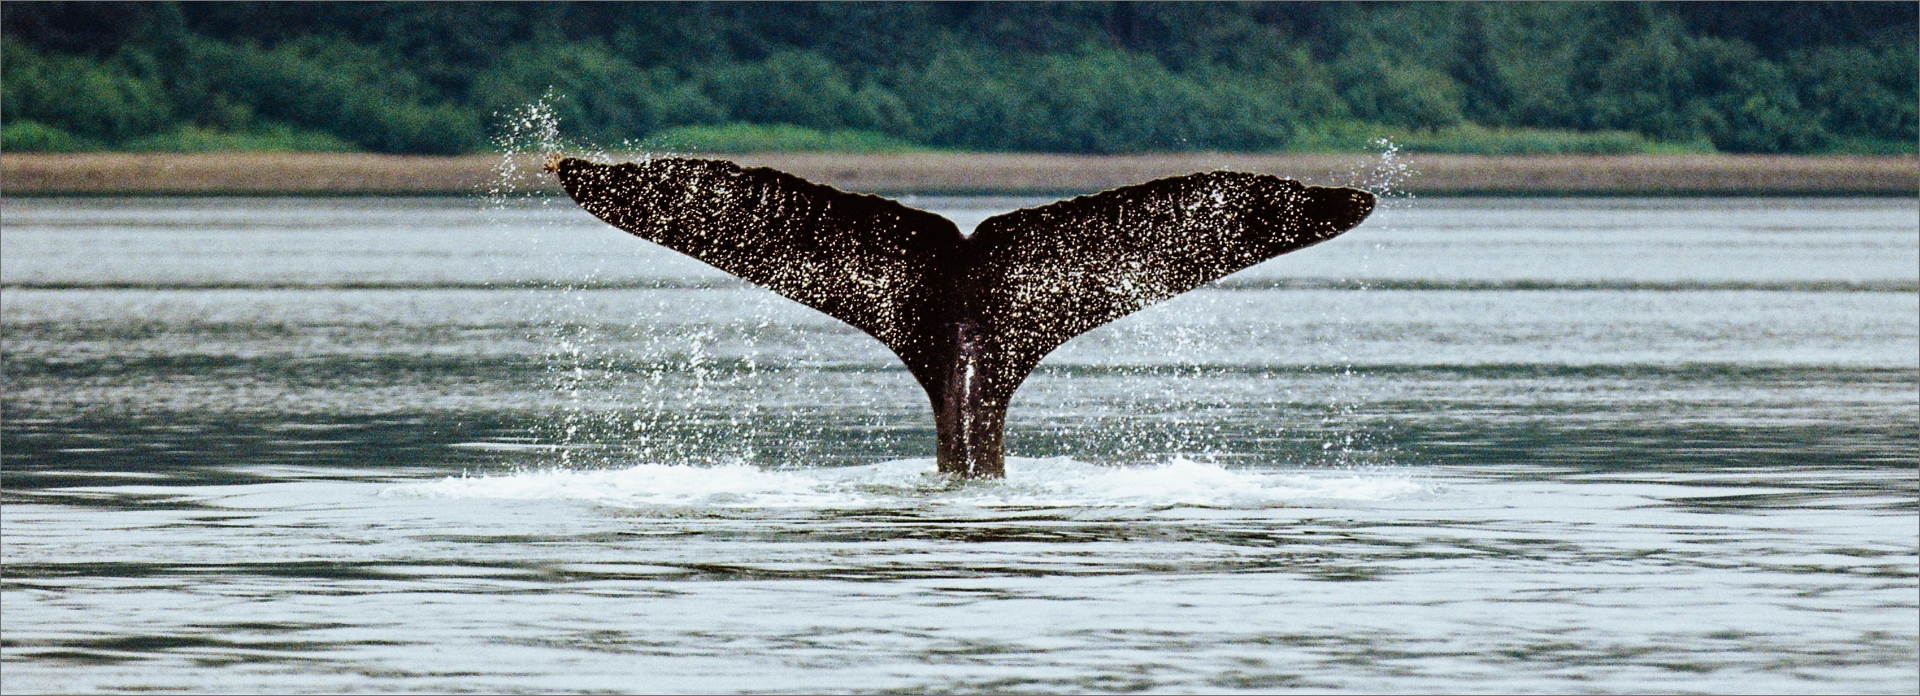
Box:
470;42;722;145
1687;38;1827;153
699;51;913;135
1791;43;1918;145
1;42;173;143
1332;42;1468;130
2;2;1912;155
184;37;481;154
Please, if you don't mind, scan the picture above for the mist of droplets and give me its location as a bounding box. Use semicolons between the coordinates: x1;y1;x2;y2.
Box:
480;96;757;469
1028;142;1412;470
484;108;884;469
481;102;1404;474
1313;138;1416;468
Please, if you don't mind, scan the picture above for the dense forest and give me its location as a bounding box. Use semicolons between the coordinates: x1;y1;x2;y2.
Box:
3;2;1914;155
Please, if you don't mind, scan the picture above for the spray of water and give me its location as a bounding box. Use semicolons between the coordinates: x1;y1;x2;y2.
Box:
486;97;565;209
486;96;623;467
1350;137;1416;200
480;104;1409;475
483;97;792;470
1311;138;1416;469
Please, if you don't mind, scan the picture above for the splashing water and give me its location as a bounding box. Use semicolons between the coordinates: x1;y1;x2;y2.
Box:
475;103;1405;473
487;96;566;207
480;97;778;468
1350;137;1416;201
487;97;616;466
389;457;1424;511
1305;138;1420;468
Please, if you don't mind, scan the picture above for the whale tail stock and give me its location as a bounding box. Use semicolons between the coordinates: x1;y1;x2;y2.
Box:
549;156;1375;478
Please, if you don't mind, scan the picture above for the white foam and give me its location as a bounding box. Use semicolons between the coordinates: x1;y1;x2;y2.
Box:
388;457;1422;510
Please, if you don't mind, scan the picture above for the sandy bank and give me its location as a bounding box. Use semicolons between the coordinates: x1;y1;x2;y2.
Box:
3;152;1914;196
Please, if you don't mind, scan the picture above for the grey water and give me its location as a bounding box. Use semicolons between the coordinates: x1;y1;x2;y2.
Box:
2;194;1915;694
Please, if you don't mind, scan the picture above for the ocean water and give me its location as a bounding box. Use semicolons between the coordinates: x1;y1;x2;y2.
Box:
2;195;1915;693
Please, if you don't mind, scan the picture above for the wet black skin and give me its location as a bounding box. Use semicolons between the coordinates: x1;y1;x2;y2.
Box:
549;156;1375;478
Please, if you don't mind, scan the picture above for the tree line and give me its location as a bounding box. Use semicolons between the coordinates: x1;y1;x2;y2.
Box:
3;2;1913;155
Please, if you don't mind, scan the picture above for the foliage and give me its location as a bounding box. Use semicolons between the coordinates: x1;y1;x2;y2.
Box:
639;123;931;153
470;42;722;146
1288;122;1697;156
122;123;359;152
2;42;172;143
178;37;483;154
1;119;100;151
700;51;902;134
1789;43;1918;147
1403;126;1665;156
1;2;1912;155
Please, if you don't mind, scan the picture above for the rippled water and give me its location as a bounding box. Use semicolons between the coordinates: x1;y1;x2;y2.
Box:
3;195;1915;693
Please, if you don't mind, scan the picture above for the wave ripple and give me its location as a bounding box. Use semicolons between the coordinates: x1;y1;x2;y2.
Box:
390;458;1421;510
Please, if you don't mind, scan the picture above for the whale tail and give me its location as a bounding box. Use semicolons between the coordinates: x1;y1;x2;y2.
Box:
550;156;1375;477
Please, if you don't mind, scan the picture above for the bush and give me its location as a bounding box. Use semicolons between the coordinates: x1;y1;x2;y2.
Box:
1790;44;1918;144
1688;38;1828;153
1;43;172;143
1332;44;1468;130
1584;21;1837;153
1;4;1911;156
187;37;481;154
1188;53;1348;150
890;45;1328;153
1287;121;1699;155
1;120;102;152
1015;47;1217;152
1447;4;1614;129
1404;125;1659;155
701;51;910;134
638;123;930;153
1584;18;1711;143
704;51;852;131
1816;136;1918;155
888;47;1028;150
470;42;722;146
122;122;359;152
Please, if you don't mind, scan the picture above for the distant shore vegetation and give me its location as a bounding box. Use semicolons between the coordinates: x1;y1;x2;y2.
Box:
3;2;1913;156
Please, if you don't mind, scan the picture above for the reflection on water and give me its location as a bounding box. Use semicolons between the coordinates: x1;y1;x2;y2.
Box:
2;196;1916;693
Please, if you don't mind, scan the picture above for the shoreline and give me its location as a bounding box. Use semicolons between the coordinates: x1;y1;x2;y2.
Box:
2;152;1915;197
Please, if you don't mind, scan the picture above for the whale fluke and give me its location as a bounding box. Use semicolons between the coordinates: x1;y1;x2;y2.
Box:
549;156;1375;478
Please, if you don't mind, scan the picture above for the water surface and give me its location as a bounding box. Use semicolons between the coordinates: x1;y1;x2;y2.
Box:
3;195;1915;693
